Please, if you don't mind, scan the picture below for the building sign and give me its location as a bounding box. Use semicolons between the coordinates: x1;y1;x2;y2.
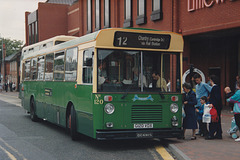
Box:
182;68;206;83
188;0;236;12
114;31;171;49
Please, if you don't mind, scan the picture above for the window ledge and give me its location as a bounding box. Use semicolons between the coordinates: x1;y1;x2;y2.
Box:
151;10;163;21
123;19;133;28
136;15;146;25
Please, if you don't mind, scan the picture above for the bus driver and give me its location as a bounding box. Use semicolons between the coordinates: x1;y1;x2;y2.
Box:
152;71;167;92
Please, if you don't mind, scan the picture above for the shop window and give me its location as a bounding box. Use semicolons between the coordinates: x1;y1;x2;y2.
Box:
124;0;132;27
31;58;37;80
54;51;65;81
65;47;78;81
37;56;45;80
83;48;94;84
87;0;92;33
45;53;54;81
104;0;110;28
151;0;163;21
136;0;146;25
95;0;101;31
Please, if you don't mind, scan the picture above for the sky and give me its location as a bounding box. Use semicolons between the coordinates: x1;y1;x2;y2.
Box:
0;0;46;43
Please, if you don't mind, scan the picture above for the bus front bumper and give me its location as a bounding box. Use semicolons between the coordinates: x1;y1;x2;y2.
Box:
96;128;183;140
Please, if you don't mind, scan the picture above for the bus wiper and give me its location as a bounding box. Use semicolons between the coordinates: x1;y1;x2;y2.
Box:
121;84;133;99
158;88;165;99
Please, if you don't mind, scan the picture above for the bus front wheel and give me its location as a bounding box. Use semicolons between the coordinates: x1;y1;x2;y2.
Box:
30;98;38;122
68;105;78;141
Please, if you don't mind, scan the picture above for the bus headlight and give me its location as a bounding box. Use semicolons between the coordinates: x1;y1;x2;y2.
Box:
104;103;115;114
170;103;179;113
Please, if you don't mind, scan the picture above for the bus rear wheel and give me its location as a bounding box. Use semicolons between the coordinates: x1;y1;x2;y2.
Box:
68;105;78;141
30;98;38;122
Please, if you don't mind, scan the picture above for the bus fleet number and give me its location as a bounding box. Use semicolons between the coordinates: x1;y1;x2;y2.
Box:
94;99;104;104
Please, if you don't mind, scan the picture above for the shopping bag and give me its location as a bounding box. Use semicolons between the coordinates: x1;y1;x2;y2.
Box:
210;106;219;122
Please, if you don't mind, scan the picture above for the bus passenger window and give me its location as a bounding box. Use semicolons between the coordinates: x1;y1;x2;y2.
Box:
54;51;65;81
65;47;78;81
24;60;31;80
37;56;45;80
45;53;54;81
31;58;37;80
83;48;94;84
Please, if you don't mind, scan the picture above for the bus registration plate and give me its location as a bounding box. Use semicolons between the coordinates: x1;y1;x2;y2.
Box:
134;123;153;129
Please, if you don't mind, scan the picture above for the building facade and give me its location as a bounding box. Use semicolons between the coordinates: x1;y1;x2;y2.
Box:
25;0;240;101
1;51;21;91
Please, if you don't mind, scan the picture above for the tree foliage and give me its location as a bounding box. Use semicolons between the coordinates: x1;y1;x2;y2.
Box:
0;38;23;59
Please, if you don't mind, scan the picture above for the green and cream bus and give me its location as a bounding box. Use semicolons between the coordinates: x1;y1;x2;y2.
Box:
20;28;184;140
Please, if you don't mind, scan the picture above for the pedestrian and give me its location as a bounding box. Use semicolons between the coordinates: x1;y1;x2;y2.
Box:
182;82;198;140
5;81;8;92
12;82;16;91
0;80;2;92
196;96;209;137
227;80;240;142
9;81;13;92
194;74;212;135
206;75;223;140
224;87;234;113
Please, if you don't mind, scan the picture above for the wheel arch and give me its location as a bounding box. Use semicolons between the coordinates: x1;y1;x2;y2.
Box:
66;101;74;126
30;94;36;108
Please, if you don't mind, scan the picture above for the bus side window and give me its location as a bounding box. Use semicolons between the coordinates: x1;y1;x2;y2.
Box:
37;56;45;80
54;51;65;81
45;53;54;81
24;60;31;81
31;58;38;80
83;48;94;84
65;47;78;81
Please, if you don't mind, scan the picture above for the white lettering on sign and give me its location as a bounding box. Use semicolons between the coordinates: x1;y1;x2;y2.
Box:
187;0;231;12
137;36;166;47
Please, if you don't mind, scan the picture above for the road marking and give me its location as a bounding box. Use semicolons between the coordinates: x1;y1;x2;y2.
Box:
0;145;17;160
0;138;28;160
155;145;175;160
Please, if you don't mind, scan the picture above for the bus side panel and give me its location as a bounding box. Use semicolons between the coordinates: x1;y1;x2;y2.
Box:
22;81;32;112
23;80;95;137
74;85;94;137
45;81;73;126
92;93;105;139
35;81;46;119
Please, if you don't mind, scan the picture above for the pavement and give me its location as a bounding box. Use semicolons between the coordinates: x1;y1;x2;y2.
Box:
167;108;240;160
0;91;239;160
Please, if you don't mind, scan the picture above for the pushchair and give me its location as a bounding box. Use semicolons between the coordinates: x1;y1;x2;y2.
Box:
227;117;239;139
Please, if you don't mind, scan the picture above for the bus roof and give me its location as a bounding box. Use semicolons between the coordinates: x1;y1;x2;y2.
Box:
22;28;183;61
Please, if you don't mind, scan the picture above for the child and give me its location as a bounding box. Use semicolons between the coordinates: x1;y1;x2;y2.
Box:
227;81;240;142
224;87;234;113
196;96;209;137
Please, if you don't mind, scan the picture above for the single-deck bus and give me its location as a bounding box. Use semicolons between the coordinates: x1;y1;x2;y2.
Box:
20;28;184;140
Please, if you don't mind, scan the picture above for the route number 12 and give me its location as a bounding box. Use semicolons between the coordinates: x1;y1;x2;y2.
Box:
117;37;128;46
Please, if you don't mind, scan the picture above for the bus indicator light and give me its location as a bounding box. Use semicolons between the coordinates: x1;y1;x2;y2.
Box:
171;96;178;102
104;95;113;102
75;84;77;89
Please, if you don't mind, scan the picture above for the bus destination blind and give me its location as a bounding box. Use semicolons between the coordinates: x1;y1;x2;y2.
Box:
114;31;171;49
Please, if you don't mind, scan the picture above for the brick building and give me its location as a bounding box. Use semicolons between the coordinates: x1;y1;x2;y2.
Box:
1;51;21;91
25;0;240;101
